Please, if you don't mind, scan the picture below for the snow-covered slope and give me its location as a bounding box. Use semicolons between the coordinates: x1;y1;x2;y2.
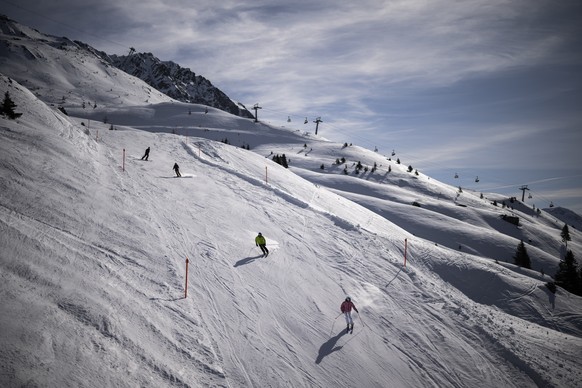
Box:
0;15;250;118
545;206;582;231
1;72;582;387
0;16;171;109
1;16;582;388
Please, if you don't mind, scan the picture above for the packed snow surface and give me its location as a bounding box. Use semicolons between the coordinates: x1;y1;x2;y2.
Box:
1;75;581;388
1;18;581;386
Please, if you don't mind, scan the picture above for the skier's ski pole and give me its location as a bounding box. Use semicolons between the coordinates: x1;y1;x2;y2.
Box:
357;311;365;328
330;313;343;337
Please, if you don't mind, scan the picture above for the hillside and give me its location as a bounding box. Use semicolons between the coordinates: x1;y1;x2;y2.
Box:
0;15;250;118
109;52;253;119
1;17;582;388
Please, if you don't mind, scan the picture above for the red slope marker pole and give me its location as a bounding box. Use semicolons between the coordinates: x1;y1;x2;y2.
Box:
404;238;408;268
184;257;190;298
265;166;268;184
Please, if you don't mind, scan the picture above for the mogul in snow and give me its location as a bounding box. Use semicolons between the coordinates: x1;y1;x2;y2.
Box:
255;232;269;257
341;296;358;333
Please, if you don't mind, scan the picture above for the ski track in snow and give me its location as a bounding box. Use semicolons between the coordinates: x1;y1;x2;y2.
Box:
1;69;582;387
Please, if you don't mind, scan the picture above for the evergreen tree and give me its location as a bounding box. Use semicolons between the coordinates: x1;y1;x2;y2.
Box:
554;250;581;295
513;240;531;269
272;154;288;168
561;224;571;247
0;91;22;119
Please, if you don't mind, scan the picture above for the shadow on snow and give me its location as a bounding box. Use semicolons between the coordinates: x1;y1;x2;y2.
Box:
233;255;264;267
315;330;347;364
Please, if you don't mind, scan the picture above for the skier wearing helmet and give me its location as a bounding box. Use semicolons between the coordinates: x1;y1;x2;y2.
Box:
255;232;269;257
340;296;359;333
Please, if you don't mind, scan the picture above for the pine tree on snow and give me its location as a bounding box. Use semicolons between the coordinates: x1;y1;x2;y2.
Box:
513;240;531;269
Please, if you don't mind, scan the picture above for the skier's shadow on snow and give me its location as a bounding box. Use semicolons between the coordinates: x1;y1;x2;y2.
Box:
315;330;347;364
233;255;264;267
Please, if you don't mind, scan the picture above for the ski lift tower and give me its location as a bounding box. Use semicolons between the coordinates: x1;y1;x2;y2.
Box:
314;117;323;135
519;185;530;201
253;103;262;123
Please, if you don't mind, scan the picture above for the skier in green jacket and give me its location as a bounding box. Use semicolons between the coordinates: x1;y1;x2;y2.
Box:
255;232;269;256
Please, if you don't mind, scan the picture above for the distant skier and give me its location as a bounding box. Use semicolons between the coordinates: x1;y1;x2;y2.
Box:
341;296;359;333
173;162;181;177
141;147;150;161
255;232;269;256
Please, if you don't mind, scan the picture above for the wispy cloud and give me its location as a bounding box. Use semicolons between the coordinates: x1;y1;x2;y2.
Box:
1;0;580;211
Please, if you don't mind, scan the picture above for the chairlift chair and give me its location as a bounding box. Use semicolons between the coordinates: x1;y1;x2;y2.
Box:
287;116;291;123
528;193;532;199
454;173;459;178
304;117;308;124
475;176;479;182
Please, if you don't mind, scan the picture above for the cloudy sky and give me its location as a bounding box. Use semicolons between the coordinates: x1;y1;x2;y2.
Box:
2;0;581;213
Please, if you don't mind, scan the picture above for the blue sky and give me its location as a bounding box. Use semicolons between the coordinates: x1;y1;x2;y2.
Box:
1;0;581;213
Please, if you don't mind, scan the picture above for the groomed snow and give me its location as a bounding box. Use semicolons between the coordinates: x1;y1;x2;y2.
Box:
1;74;581;388
1;20;582;387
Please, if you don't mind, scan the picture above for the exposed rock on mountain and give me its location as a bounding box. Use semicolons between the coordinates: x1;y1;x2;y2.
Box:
110;52;253;118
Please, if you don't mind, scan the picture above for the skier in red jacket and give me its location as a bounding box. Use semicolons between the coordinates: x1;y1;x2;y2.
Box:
340;296;358;333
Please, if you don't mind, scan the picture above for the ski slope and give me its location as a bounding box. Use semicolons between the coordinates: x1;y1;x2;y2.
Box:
1;73;582;387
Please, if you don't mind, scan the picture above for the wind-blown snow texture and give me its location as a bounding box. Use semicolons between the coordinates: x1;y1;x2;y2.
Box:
1;17;581;388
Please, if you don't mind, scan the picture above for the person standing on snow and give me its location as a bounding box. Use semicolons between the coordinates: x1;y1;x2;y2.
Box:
173;162;181;177
255;232;269;256
341;296;359;333
141;147;150;161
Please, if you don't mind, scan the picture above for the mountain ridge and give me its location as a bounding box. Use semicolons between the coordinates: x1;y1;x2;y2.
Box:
109;51;254;119
0;14;253;118
1;16;581;388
